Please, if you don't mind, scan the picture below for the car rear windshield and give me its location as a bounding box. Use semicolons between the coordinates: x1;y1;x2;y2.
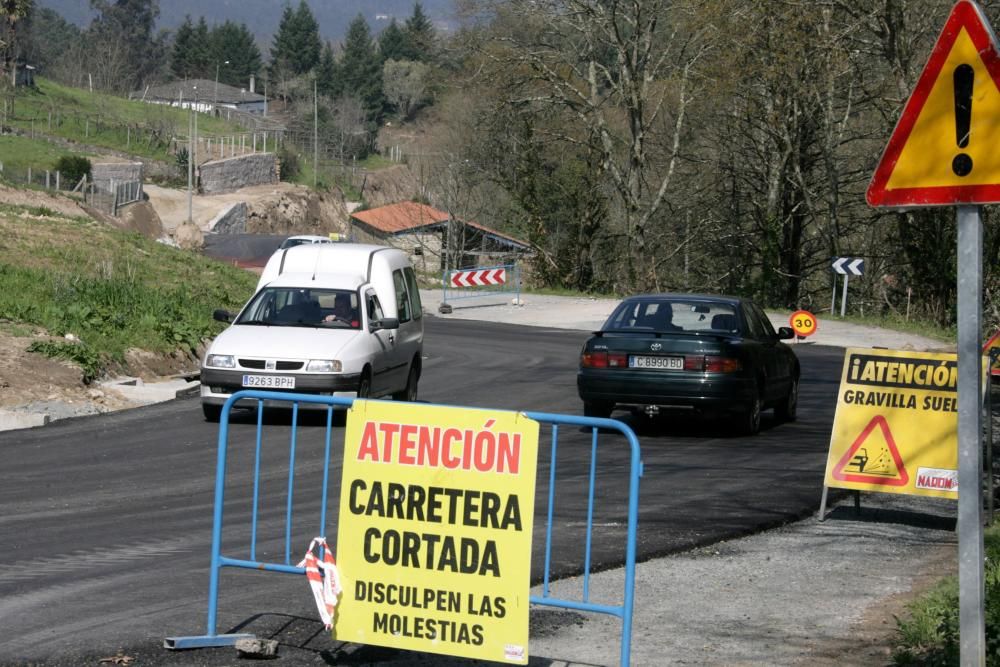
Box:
604;299;741;334
236;287;361;329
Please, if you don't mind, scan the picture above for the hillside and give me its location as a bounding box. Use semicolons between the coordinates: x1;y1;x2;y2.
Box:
36;0;457;42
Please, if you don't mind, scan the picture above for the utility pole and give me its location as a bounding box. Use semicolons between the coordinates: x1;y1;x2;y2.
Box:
187;98;193;223
313;76;318;188
213;60;229;114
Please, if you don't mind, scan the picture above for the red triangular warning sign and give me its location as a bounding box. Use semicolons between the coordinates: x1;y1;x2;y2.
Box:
868;0;1000;207
832;416;910;487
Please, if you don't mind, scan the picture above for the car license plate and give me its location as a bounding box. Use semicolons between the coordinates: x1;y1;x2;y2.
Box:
630;355;683;370
242;375;296;389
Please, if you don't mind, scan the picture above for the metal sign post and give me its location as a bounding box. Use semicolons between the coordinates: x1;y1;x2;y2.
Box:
840;275;849;318
831;257;864;316
957;205;985;664
864;2;1000;661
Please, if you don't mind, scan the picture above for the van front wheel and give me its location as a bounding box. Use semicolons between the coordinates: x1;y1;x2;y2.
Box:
202;404;221;422
357;370;372;400
393;364;419;402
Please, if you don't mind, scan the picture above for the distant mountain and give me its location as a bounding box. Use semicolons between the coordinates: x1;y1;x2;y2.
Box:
36;0;458;44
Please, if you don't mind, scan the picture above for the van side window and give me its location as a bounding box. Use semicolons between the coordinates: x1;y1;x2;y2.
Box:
404;267;422;319
367;292;385;323
393;269;411;323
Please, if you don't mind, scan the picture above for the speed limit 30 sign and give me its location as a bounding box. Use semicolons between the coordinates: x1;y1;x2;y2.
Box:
789;310;818;337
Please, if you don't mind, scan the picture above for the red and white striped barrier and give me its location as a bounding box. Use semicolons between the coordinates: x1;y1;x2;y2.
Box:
449;268;507;288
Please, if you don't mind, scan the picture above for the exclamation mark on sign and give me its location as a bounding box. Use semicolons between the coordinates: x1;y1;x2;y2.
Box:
953;64;974;177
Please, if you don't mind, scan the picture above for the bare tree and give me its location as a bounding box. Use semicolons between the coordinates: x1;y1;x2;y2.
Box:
467;0;711;289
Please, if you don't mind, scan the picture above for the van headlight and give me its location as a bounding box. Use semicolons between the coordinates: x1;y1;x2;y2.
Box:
206;354;236;369
307;359;341;372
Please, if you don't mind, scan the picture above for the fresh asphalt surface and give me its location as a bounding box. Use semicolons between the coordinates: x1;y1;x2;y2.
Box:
0;318;843;666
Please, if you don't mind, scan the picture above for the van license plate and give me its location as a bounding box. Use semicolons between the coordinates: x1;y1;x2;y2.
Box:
242;375;296;389
630;356;683;370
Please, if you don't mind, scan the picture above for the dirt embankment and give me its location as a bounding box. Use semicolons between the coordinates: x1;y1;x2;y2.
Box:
145;182;350;243
359;164;419;208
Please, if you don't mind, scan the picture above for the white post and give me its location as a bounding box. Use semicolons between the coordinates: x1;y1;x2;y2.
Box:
45;170;50;188
55;170;59;190
840;274;849;318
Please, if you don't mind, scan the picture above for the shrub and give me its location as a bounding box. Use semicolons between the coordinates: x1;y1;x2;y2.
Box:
27;340;104;384
277;146;301;182
53;155;91;186
175;147;189;170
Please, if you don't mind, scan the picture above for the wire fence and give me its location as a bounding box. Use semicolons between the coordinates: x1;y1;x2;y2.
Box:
0;161;142;217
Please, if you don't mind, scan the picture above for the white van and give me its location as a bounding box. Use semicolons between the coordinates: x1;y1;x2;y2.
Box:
200;243;424;421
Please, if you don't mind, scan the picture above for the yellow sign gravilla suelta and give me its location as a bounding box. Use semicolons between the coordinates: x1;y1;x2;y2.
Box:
823;348;962;498
333;400;539;664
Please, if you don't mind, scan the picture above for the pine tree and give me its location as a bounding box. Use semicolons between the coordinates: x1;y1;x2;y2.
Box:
170;15;196;79
270;0;321;76
269;3;295;77
378;19;407;63
210;20;261;87
339;13;383;121
189;16;211;78
289;0;321;74
316;41;338;97
403;2;434;63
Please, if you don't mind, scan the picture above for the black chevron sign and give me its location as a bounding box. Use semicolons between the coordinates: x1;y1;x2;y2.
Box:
831;257;864;276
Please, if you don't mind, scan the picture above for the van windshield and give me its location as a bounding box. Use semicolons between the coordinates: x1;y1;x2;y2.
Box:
237;287;361;329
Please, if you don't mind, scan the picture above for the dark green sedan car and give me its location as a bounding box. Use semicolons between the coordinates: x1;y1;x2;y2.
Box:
577;294;799;434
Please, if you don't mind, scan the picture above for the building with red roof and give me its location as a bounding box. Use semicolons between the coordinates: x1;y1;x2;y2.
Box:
348;201;531;275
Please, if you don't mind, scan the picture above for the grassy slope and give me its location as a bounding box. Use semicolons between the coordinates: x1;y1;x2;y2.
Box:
0;202;257;378
4;77;245;161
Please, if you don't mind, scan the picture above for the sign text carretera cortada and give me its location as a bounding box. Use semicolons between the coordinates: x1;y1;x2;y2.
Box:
823;348;966;498
334;400;539;664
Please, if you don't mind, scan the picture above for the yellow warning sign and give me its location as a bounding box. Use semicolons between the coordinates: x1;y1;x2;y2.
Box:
333;400;539;664
867;0;1000;206
823;348;962;498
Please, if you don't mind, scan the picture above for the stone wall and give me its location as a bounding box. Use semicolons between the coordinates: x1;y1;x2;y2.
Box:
91;161;143;190
199;153;278;194
209;202;248;234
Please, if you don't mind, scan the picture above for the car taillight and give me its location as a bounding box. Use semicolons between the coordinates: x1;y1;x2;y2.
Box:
683;355;741;372
581;351;628;368
705;355;741;373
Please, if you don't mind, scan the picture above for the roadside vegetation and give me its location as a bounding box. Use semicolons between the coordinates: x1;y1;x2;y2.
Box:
893;522;1000;665
0;203;256;381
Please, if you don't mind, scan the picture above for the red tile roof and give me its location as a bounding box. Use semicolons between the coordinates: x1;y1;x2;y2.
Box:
350;201;530;249
350;201;449;234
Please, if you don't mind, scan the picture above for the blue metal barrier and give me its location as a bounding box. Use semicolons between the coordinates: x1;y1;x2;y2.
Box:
441;263;521;306
165;390;643;666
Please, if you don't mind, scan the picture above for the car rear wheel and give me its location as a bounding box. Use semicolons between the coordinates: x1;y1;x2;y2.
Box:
393;364;419;402
738;388;762;436
583;401;614;419
775;378;798;422
202;404;221;423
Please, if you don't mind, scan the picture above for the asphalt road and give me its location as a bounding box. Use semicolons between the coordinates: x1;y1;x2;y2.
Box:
0;318;844;666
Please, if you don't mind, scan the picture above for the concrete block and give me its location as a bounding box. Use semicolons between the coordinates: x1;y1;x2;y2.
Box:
0;409;50;432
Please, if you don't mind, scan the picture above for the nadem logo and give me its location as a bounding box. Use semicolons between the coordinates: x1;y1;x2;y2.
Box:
915;467;958;492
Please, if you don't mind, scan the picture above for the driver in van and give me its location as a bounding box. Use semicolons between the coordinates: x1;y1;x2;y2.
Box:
324;293;358;327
